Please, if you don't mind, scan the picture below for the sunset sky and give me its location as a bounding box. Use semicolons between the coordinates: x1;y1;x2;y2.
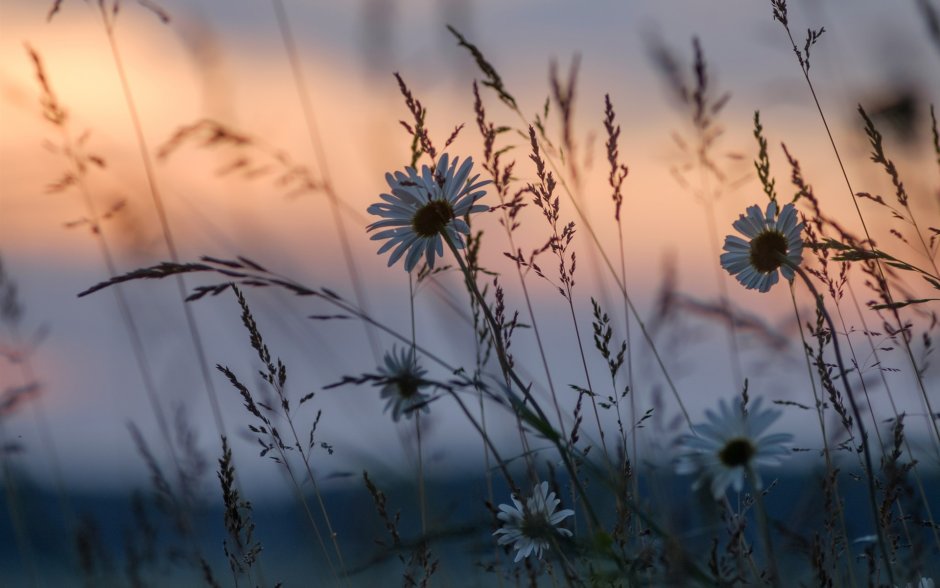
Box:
1;0;938;496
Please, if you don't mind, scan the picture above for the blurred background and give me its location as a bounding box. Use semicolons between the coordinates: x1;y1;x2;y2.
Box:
1;0;938;585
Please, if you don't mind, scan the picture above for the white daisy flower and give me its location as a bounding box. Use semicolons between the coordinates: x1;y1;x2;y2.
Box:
720;201;804;293
493;481;575;562
367;154;490;272
675;397;793;499
376;347;430;422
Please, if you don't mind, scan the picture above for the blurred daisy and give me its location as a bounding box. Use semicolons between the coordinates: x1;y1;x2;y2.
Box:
900;578;935;588
675;397;793;499
720;201;804;293
376;347;430;422
367;154;490;272
494;481;574;562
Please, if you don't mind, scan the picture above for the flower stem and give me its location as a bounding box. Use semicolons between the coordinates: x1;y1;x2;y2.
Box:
441;233;601;528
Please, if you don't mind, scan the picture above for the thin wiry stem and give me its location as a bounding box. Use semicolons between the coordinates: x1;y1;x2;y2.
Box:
281;408;350;584
528;129;693;429
275;436;342;583
416;411;429;536
49;93;186;524
479;139;575;527
441;233;602;528
492;183;568;441
787;261;896;585
231;287;350;583
749;467;780;588
840;283;940;554
615;220;638;492
407;274;428;537
562;290;609;458
10;340;78;556
0;423;38;588
444;388;518;494
772;10;938;452
474;84;570;449
788;283;858;587
95;3;229;439
456;44;691;428
269;0;381;363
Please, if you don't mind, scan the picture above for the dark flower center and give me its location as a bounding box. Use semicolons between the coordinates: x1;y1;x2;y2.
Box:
412;200;454;237
519;511;555;541
719;437;756;468
394;374;420;399
749;230;788;273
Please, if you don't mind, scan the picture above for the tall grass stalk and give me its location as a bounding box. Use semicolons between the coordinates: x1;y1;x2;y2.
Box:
787;259;896;584
0;423;38;588
25;44;188;530
472;84;576;532
441;233;601;528
770;0;940;453
785;137;940;556
787;283;859;587
91;1;230;439
526;126;609;460
749;467;780;588
473;82;569;444
228;287;350;584
0;254;74;582
269;0;381;363
449;27;693;429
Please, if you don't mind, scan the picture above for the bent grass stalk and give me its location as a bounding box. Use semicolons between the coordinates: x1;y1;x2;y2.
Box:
81;256;723;582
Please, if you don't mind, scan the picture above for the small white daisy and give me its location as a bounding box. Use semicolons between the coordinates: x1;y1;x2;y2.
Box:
720;201;804;293
367;154;490;272
675;397;793;499
493;481;575;563
376;347;430;422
